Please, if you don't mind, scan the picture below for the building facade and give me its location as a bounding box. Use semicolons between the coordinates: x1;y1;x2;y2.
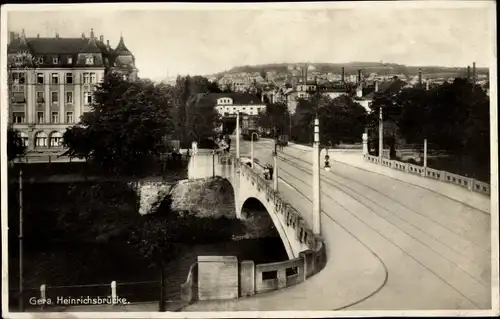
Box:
7;29;138;151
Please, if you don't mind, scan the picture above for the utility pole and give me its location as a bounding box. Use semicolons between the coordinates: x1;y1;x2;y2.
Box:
312;118;321;235
236;111;240;159
378;106;383;160
18;169;24;311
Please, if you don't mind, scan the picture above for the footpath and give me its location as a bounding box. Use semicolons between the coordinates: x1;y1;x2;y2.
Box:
286;142;490;214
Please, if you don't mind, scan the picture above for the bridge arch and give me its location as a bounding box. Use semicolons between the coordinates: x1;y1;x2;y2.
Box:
239;196;295;259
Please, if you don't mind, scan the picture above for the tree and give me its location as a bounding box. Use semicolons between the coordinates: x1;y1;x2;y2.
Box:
258;102;290;137
62;73;176;175
171;75;225;146
7;127;26;161
185;94;222;142
290;96;325;143
318;95;368;145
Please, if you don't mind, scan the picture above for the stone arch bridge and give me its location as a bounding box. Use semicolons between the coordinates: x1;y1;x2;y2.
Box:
187;149;323;260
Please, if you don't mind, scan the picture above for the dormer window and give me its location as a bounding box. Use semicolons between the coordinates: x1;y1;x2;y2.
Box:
86;56;94;65
67;57;73;64
36;57;44;64
52;57;59;64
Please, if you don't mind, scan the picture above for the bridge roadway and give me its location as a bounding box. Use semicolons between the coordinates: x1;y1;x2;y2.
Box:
183;138;491;311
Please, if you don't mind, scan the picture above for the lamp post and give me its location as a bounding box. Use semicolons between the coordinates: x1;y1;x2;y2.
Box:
378;106;383;160
18;169;24;311
272;140;278;191
236;111;240;159
250;132;259;168
312;117;321;235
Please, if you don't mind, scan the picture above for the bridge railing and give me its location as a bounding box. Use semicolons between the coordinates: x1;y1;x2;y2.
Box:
364;154;490;195
234;155;326;295
180;153;327;304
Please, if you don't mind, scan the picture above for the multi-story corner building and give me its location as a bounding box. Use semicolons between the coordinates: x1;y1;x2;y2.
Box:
7;29;138;151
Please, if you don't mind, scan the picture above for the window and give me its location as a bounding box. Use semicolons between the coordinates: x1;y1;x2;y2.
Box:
67;57;73;64
35;132;48;147
36;92;44;103
66;92;73;104
50;133;63;147
13;112;25;123
66;112;74;123
84;92;93;105
66;73;73;84
83;73;90;84
90;73;96;84
51;73;59;84
12;92;25;103
37;73;44;84
52;57;59;64
51;112;59;123
36;57;44;64
51;92;58;103
85;56;94;65
12;72;26;84
37;112;44;123
20;134;28;147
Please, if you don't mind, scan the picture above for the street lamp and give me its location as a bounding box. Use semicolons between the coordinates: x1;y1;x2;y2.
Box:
236;111;240;159
250;132;259;168
324;141;332;172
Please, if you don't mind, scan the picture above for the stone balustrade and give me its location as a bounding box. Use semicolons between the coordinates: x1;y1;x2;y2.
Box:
364;154;490;195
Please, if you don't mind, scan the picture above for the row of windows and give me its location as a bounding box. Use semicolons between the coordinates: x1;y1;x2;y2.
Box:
13;55;94;66
18;136;63;148
12;72;97;85
33;91;94;104
12;111;74;124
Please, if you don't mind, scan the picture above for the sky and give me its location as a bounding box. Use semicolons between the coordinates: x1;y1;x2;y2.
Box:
5;2;495;81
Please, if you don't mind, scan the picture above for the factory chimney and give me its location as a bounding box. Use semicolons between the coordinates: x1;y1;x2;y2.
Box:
341;67;345;82
472;62;476;84
467;65;471;82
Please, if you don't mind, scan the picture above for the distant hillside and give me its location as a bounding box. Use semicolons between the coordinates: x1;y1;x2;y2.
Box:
219;62;488;78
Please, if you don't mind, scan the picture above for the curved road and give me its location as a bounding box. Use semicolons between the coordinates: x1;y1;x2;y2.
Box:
183;138;491;311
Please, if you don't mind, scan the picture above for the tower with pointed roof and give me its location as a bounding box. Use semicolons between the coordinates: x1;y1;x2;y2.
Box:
109;34;138;80
6;29;138;152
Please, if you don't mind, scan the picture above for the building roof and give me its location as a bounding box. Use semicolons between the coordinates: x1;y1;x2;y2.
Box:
198;92;264;105
8;35;109;55
7;30;135;69
362;79;407;100
115;35;132;55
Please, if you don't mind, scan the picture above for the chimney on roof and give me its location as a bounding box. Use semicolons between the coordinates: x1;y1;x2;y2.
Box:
357;69;362;84
375;80;379;92
418;69;422;85
90;28;95;39
467;65;471;81
341;67;345;82
99;35;104;42
106;39;110;48
426;80;430;91
472;62;476;84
